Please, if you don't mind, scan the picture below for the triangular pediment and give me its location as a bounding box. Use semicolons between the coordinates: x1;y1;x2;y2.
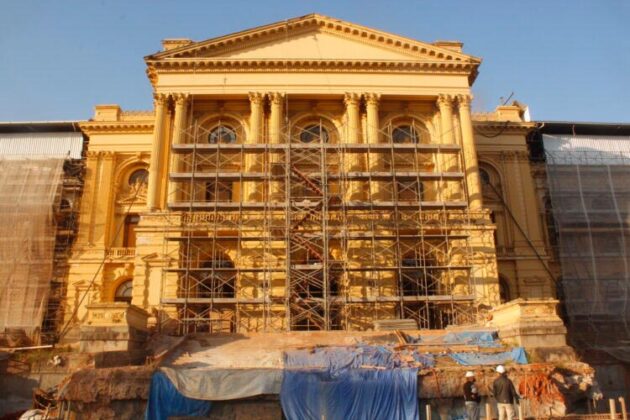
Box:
148;14;480;65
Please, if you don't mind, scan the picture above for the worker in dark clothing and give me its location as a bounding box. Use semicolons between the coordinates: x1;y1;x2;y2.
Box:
492;365;519;420
463;371;481;420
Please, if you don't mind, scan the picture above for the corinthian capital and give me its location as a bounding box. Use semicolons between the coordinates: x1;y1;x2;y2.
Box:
248;92;265;105
364;93;381;106
343;92;361;107
436;94;454;109
153;93;169;106
173;93;190;106
457;94;473;108
268;92;285;105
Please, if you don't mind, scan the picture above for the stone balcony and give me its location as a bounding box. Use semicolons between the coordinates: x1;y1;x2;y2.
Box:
105;247;136;260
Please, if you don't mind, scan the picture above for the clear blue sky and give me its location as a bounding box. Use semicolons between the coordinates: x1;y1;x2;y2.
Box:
1;0;628;122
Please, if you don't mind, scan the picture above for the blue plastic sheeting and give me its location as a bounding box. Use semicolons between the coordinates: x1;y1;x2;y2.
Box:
281;368;419;420
145;371;212;420
410;331;501;348
411;352;436;368
285;345;435;370
449;347;528;366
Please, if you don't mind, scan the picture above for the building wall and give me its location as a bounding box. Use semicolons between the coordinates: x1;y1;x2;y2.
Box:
475;109;555;302
61;16;540;335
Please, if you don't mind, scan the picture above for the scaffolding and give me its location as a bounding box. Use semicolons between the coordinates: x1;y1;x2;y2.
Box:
0;157;65;340
544;134;630;362
40;157;85;344
159;105;478;333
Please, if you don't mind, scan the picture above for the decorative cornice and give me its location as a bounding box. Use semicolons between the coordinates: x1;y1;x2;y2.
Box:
498;150;531;161
146;66;158;87
145;59;478;76
79;121;155;136
473;120;535;134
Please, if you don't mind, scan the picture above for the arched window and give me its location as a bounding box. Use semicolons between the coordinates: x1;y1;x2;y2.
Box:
128;169;149;186
479;164;502;201
114;280;133;303
299;125;329;143
208;125;237;144
479;168;491;186
393;125;420;144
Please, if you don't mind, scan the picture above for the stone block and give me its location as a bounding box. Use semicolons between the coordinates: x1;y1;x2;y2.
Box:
80;303;150;353
490;298;568;348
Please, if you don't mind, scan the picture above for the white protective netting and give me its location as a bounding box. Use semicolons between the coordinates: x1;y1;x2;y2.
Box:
0;157;64;335
544;134;630;362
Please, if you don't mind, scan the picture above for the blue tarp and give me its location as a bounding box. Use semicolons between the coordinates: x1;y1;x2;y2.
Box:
281;346;420;420
281;368;419;420
285;345;435;371
449;347;528;366
145;371;212;420
285;345;395;371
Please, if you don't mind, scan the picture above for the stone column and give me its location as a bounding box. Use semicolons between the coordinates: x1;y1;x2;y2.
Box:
268;92;284;201
167;93;189;204
365;93;385;200
99;151;116;246
437;94;458;200
244;92;264;201
457;95;483;210
437;94;455;144
147;93;169;211
344;93;363;200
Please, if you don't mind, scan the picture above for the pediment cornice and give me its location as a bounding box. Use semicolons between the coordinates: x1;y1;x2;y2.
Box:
148;58;478;73
145;14;480;81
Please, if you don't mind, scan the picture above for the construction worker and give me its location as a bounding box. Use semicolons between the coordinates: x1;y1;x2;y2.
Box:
492;365;519;420
463;371;481;420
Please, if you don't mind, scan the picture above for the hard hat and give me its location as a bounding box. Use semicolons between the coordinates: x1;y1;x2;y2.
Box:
496;365;506;373
465;371;475;378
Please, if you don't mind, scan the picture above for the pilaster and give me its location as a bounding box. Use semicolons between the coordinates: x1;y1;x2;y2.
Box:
99;151;117;247
147;93;169;211
79;151;100;246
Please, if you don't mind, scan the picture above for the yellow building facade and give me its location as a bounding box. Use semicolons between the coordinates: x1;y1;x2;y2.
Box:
64;15;553;336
